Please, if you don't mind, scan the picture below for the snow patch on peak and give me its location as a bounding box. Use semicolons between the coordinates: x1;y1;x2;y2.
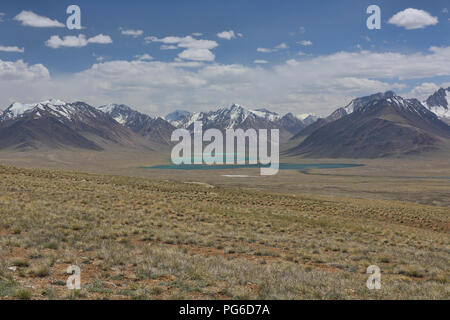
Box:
423;88;450;119
42;99;66;106
296;113;318;125
250;108;280;121
2;99;69;120
8;102;37;118
98;103;118;113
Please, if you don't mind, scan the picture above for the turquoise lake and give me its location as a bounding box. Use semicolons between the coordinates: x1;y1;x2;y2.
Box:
139;163;364;171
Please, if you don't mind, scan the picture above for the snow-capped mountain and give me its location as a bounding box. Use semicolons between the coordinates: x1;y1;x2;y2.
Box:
165;104;313;138
274;113;306;134
0;99;139;150
98;104;175;145
166;104;277;131
424;87;450;120
1;99;96;122
165;110;192;127
327;91;397;122
288;91;450;158
248;108;281;122
296;114;318;125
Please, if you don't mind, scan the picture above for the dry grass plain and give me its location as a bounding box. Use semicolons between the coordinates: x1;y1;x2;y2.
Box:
0;160;449;300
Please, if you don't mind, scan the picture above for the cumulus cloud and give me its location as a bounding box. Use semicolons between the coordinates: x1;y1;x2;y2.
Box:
257;48;273;53
0;13;5;22
119;28;144;37
45;34;112;49
217;30;236;40
275;43;289;50
388;8;438;30
297;40;312;46
13;10;64;28
145;35;218;61
160;45;178;50
2;46;450;116
257;43;289;53
0;46;24;53
0;59;49;81
178;48;215;62
254;60;268;64
87;34;113;44
134;54;153;61
146;35;217;49
407;82;440;100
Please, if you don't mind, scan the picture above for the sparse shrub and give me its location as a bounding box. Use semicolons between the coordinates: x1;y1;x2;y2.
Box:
12;258;29;268
43;241;58;250
30;265;50;278
13;288;32;300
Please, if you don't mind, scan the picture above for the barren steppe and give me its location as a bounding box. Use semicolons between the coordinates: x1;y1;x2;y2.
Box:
0;151;448;299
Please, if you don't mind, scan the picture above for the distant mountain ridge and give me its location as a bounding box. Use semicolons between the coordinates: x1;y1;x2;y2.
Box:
98;104;175;145
0;100;141;151
423;87;450;121
164;104;316;139
287;91;450;158
1;92;449;158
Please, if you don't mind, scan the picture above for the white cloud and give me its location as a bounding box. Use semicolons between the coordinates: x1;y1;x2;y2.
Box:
45;35;88;48
2;46;450;117
297;51;306;56
388;8;438;30
275;43;289;50
87;34;113;44
257;43;289;53
0;13;5;22
178;48;215;62
145;35;218;61
257;48;273;53
13;10;64;28
134;54;153;61
407;82;440;100
179;38;217;50
253;60;268;64
120;28;144;37
146;35;218;49
160;45;178;50
297;40;312;46
0;59;49;81
442;8;448;14
0;46;24;53
192;33;203;37
299;26;306;34
217;30;236;40
45;34;112;49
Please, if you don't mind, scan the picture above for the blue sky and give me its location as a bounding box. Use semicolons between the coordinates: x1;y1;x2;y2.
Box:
0;0;449;116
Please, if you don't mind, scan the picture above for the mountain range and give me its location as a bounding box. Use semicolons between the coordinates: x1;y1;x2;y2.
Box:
0;100;143;151
0;88;449;158
165;105;316;139
287;90;450;158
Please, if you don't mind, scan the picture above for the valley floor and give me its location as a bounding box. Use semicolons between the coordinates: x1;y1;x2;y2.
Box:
0;163;448;299
0;149;449;206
